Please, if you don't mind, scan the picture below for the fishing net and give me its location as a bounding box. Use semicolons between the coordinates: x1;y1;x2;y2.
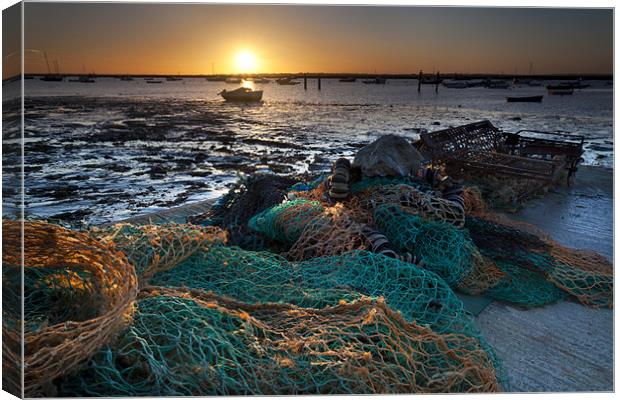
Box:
149;244;364;309
189;174;297;249
1;220;139;397
248;199;324;245
465;216;613;308
286;204;366;261
59;287;499;396
373;204;474;286
90;222;227;282
354;184;465;227
456;249;506;296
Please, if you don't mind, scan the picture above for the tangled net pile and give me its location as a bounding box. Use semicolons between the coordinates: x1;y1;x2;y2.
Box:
247;173;612;309
90;222;227;282
2;221;138;397
7;165;612;396
61;288;499;396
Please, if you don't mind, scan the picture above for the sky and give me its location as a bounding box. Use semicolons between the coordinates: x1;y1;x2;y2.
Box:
15;3;614;76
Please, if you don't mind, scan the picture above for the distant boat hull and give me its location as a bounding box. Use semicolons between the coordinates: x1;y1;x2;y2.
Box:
146;80;163;84
40;76;64;82
547;85;574;95
225;78;242;84
220;87;263;102
362;78;387;84
276;78;300;85
339;78;356;82
443;80;469;88
506;95;543;103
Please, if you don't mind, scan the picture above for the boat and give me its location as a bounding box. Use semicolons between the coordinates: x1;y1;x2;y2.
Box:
225;77;242;84
120;75;134;81
206;76;226;82
506;95;544;103
276;77;300;85
219;87;263;102
339;77;357;82
560;80;590;89
69;75;95;83
166;76;183;81
362;77;387;84
546;85;574;95
40;52;64;81
443;80;470;89
486;79;511;89
146;79;163;84
40;75;64;82
253;78;270;83
528;80;542;87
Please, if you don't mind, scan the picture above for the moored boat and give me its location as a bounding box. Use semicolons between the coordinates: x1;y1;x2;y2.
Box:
547;85;574;95
506;95;544;103
362;77;387;84
253;77;270;83
276;77;300;85
219;87;263;102
339;77;356;82
486;79;510;89
443;80;469;88
225;77;242;84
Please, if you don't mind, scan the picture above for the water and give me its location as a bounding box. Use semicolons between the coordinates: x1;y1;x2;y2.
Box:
2;77;613;225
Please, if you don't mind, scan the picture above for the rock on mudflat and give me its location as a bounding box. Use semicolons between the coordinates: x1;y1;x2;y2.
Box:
352;134;422;177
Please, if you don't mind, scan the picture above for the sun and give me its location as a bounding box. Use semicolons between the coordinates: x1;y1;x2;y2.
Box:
235;50;257;73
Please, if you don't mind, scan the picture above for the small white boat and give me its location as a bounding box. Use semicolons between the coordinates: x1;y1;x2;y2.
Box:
219;87;263;102
443;80;470;89
225;77;242;84
276;77;300;85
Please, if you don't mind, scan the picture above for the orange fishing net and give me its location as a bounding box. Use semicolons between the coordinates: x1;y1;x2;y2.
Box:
2;220;139;397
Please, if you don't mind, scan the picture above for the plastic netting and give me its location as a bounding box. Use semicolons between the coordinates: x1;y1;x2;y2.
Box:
148;245;502;380
2;220;138;397
286;204;367;261
59;287;499;396
248;199;325;245
90;222;227;282
355;184;465;227
373;204;474;287
189;174;297;248
465;216;613;308
150;244;364;309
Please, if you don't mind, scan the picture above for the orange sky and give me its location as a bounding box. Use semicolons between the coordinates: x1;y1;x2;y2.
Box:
10;4;614;76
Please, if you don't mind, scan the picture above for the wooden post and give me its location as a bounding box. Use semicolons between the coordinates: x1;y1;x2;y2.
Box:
435;71;440;93
418;70;422;93
318;76;321;90
304;74;307;90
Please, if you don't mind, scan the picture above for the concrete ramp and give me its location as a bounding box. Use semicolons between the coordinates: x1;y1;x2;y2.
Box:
476;165;613;392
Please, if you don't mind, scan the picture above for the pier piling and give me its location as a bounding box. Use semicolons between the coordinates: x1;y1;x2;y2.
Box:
418;70;422;93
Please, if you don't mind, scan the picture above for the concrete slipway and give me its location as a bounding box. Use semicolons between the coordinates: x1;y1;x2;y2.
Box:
109;166;614;393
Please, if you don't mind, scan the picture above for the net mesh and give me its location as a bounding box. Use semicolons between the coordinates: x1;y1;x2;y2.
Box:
2;220;139;397
59;287;499;396
90;222;227;282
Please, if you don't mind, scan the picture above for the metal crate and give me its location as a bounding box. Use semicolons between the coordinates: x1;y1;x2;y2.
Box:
417;120;584;184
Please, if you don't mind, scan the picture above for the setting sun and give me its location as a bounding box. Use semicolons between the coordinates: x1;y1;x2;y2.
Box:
235;50;257;73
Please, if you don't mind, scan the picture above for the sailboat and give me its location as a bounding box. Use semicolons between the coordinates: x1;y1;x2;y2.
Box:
40;53;64;81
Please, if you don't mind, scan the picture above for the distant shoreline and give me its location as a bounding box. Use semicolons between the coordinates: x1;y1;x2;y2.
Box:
6;72;614;83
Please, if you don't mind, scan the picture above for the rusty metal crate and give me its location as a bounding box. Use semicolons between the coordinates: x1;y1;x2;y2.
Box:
417;120;584;184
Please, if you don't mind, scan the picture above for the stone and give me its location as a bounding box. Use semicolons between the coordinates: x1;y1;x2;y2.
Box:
352;134;423;177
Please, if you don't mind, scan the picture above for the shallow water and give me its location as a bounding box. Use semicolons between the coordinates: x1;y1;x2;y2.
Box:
2;77;614;225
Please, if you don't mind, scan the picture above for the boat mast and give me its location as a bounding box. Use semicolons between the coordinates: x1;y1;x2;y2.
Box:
44;52;51;74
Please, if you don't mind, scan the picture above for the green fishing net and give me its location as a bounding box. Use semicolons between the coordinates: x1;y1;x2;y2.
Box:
59;288;500;396
248;199;325;245
373;204;473;286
